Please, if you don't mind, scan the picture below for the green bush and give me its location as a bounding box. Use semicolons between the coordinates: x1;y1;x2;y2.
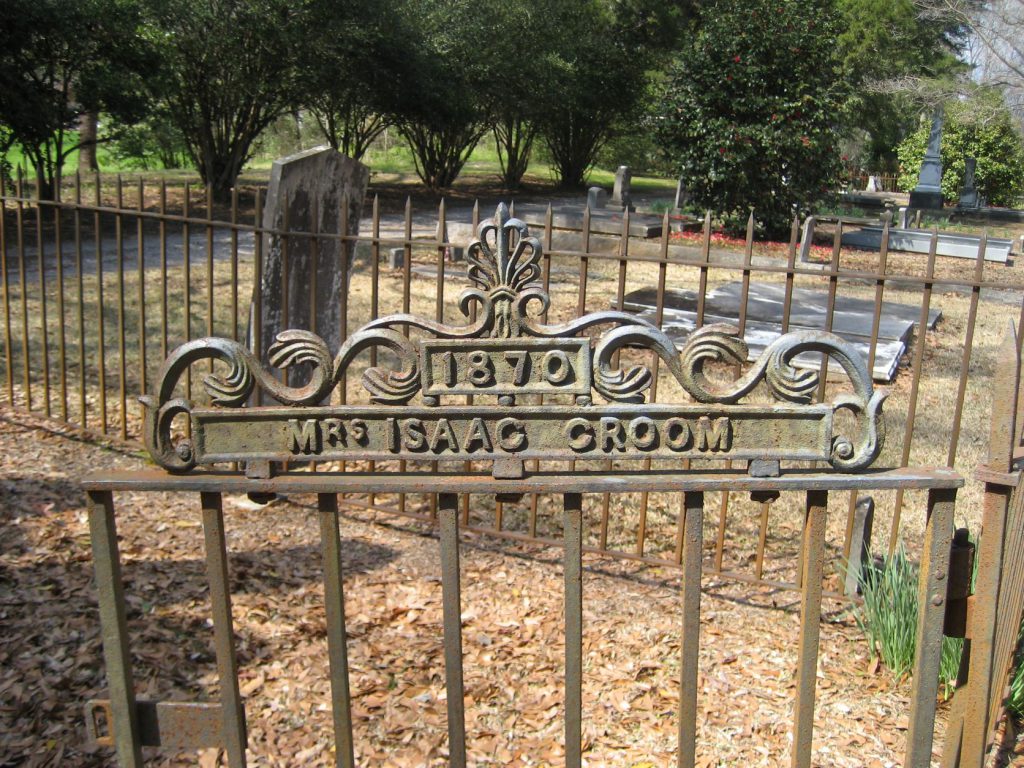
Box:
655;0;847;238
896;96;1024;208
852;546;963;698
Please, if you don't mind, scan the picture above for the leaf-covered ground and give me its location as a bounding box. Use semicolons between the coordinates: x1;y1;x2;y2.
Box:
2;404;1021;767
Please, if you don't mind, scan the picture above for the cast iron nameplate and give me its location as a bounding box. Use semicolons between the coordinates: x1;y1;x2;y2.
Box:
141;203;886;477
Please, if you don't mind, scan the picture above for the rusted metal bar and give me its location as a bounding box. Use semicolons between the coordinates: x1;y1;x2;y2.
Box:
252;188;263;406
318;493;356;768
75;173;86;426
889;233;939;555
780;216;798;334
752;491;778;581
602;213;630;552
93;171;106;432
636;211;671;557
206;185;215;371
230;187;239;342
15;172;30;409
159;180;168;360
200;492;247;768
399;198;412;516
678;491;703;768
1;183;13;404
83;468;964;495
564;492;583;768
368;195;380;488
87;490;143;767
115;177;127;440
438;492;467;767
55;182;67;420
136;178;146;397
946;233;988;467
695;212;711;328
959;323;1020;766
791;489;828;768
34;175;51;416
905;487;956;767
183;185;192;407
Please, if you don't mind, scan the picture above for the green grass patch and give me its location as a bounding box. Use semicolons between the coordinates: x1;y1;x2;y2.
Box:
851;546;963;698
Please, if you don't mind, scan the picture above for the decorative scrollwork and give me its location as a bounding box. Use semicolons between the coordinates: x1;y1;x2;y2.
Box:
140;201;887;474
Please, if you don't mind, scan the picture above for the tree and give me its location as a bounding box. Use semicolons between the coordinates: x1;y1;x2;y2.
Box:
0;0;156;198
144;0;312;200
297;0;410;160
388;0;499;191
834;0;964;169
537;0;685;188
656;0;848;237
896;94;1024;206
919;0;1024;136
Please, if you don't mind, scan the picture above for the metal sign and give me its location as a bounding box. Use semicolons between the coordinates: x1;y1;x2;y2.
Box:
141;204;886;477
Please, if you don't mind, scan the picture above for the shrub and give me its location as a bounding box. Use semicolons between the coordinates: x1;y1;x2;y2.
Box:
852;546;962;698
896;96;1024;208
655;0;847;238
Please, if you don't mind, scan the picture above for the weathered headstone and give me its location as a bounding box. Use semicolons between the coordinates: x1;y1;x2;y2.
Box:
610;165;632;208
865;175;881;193
909;108;945;210
844;497;875;597
674;177;688;209
958;156;979;208
897;206;909;230
388;247;405;269
798;216;816;263
587;186;608;210
256;146;369;370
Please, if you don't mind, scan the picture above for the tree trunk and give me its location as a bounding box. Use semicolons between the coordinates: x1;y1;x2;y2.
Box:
78;112;100;172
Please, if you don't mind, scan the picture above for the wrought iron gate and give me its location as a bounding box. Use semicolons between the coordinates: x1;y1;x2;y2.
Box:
83;203;964;766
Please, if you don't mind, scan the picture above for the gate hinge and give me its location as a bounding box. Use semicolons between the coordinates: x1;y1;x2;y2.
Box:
943;527;975;638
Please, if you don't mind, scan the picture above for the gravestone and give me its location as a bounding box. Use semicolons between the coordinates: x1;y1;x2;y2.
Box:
388;248;405;269
959;157;979;208
610;166;632;208
256;146;369;376
844;497;875;597
798;216;816;263
898;206;909;230
587;186;608;210
909;108;945;210
865;175;880;192
674;178;688;209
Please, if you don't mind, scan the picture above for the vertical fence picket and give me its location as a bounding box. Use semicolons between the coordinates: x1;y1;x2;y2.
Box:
87;490;143;767
318;493;356;768
792;489;828;768
1;185;12;404
93;171;106;432
905;487;957;767
564;492;584;768
438;492;467;767
678;491;704;768
890;233;938;553
35;176;51;417
200;492;247;768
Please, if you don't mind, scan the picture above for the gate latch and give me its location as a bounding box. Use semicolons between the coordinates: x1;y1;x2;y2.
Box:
944;527;974;638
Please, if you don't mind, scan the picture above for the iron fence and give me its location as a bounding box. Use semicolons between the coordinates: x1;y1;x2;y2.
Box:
2;169;1021;598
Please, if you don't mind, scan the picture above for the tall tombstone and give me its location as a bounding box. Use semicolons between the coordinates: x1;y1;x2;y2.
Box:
255;146;369;368
908;108;945;210
674;177;688;209
610;165;632;208
959;156;979;208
